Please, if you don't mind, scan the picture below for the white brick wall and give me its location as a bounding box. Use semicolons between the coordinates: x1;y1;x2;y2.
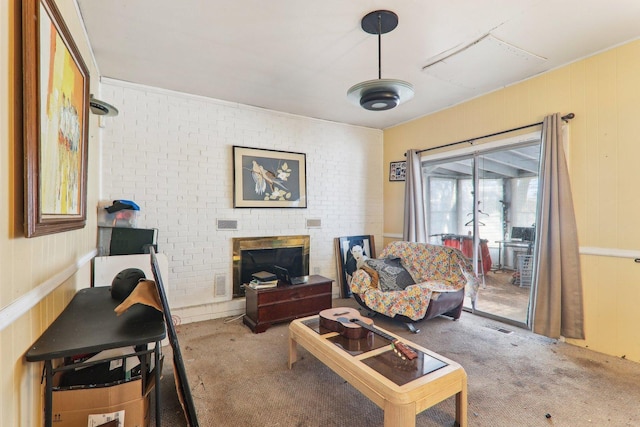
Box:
99;79;383;321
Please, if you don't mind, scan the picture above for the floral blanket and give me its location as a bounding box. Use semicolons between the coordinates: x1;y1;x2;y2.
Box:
350;241;476;321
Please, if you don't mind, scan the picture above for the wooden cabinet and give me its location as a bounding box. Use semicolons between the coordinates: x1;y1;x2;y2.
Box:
243;275;333;333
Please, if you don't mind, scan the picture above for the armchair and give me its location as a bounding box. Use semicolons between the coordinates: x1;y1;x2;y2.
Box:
350;241;478;332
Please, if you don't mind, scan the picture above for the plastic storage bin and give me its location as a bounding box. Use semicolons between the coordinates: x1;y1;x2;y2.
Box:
98;201;139;227
516;254;534;287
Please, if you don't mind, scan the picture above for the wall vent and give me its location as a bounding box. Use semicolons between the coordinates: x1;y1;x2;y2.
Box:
214;274;227;297
217;219;238;230
306;218;322;228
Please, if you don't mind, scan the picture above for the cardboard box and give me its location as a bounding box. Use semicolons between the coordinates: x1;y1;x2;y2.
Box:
52;377;153;427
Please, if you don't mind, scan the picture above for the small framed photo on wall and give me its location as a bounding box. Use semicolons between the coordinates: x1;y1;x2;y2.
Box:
389;161;406;181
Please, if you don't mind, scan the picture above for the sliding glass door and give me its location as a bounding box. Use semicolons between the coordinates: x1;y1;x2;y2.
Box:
423;139;541;326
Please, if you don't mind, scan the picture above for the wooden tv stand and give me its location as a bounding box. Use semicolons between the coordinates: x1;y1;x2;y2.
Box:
243;275;333;333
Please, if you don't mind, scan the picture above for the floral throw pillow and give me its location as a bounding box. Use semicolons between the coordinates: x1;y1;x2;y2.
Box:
364;257;415;291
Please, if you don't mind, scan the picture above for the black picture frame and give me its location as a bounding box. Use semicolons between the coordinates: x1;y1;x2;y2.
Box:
334;235;376;298
389;161;406;182
150;248;199;426
233;146;307;208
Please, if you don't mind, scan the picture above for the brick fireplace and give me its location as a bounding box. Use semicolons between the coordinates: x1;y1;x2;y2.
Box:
232;235;310;297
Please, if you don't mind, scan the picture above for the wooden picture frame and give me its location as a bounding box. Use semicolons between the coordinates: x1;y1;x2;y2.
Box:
334;235;376;298
22;0;90;237
389;161;406;181
233;146;307;208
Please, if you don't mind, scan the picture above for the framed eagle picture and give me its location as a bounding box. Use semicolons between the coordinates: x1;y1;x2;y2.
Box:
233;146;307;208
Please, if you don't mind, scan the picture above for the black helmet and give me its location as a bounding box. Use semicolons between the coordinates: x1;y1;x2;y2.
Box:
111;268;146;301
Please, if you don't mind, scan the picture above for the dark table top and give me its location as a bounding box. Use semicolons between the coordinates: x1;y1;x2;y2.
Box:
495;240;534;246
26;287;166;362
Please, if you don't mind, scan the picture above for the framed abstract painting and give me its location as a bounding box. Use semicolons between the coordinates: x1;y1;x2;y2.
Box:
22;0;90;237
233;146;307;208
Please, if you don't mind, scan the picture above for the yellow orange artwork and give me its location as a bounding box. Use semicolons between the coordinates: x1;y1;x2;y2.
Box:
39;6;85;216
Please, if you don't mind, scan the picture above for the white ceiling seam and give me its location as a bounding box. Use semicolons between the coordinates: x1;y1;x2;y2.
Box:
422;34;547;90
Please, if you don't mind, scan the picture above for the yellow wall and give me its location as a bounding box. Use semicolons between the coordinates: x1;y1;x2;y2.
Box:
2;3;639;424
1;0;100;425
384;40;640;362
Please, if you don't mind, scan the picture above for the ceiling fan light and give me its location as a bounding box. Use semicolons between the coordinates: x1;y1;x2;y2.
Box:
347;10;415;111
89;95;119;117
347;79;415;110
360;89;399;110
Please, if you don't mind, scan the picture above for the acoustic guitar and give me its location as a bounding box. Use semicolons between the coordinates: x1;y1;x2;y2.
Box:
319;308;418;360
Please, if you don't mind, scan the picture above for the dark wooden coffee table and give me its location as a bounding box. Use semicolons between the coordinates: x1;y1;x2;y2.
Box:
288;315;467;427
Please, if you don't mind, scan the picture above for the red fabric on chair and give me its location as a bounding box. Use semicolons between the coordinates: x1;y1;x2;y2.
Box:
442;236;492;274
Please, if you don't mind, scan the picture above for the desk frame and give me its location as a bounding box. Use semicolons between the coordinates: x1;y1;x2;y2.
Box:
26;287;166;427
495;240;533;270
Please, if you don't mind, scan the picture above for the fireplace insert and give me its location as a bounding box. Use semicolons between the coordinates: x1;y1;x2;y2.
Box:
232;235;310;297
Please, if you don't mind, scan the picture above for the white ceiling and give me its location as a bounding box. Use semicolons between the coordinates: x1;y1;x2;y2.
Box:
76;0;640;129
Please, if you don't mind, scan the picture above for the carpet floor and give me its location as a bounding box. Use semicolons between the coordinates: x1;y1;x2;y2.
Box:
151;298;640;426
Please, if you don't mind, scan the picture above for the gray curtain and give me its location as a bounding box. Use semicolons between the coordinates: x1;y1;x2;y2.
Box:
403;149;427;243
532;113;585;339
